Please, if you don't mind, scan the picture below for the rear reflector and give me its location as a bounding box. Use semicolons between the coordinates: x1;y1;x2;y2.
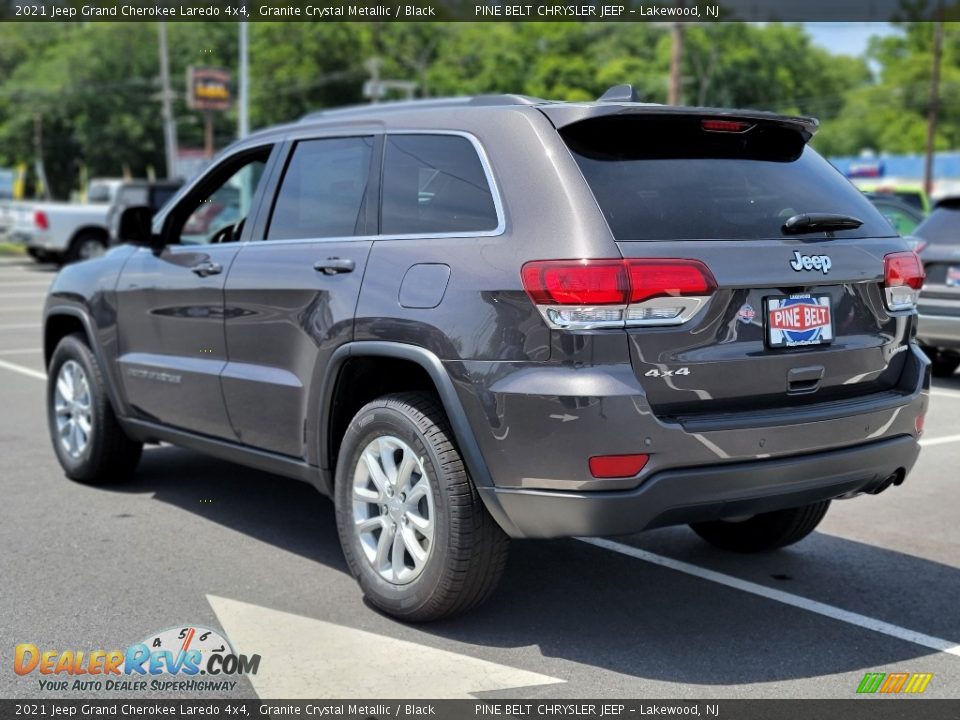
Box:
521;258;716;329
34;210;49;230
915;412;925;437
589;454;649;478
883;251;924;311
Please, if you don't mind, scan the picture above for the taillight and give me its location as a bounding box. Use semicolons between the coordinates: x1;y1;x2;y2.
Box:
589;454;649;478
883;251;924;311
521;258;716;330
34;210;49;230
520;260;627;306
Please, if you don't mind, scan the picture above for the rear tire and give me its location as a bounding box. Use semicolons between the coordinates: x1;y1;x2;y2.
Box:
690;501;830;553
334;392;509;622
47;333;142;483
65;232;106;264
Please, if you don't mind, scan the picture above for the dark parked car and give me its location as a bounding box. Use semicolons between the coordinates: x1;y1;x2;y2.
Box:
913;198;960;377
864;192;926;237
43;90;929;620
107;179;182;246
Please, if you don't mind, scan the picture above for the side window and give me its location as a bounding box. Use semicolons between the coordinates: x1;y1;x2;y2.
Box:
381;134;499;236
266;136;373;241
178;153;269;245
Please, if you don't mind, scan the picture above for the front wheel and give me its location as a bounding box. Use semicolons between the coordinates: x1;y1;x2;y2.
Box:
334;392;509;622
47;334;142;483
689;501;830;553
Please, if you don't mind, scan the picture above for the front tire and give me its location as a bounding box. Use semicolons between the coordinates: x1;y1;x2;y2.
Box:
689;501;830;553
47;333;142;483
334;392;509;622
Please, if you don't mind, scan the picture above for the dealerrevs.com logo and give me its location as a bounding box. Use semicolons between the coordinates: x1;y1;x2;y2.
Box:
14;626;260;693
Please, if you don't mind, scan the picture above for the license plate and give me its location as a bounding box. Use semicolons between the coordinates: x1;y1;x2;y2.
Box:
947;266;960;288
765;293;833;348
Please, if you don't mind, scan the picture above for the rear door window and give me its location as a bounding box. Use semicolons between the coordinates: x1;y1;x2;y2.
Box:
381;134;499;235
267;136;374;240
561;115;895;241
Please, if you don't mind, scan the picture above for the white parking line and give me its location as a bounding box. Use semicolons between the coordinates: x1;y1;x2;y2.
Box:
0;323;40;330
930;388;960;401
0;359;46;381
579;537;960;658
0;348;41;355
0;293;46;299
0;307;42;312
920;433;960;448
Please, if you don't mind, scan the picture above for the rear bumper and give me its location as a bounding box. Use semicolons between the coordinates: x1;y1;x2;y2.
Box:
918;312;960;350
480;435;920;538
26;231;57;250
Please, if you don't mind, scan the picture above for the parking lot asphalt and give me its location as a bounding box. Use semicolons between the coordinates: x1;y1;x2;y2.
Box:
1;254;959;700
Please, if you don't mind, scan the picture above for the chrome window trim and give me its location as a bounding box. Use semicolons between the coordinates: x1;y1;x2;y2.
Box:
255;129;506;246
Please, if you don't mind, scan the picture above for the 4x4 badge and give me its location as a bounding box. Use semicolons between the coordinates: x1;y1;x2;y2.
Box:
790;251;832;274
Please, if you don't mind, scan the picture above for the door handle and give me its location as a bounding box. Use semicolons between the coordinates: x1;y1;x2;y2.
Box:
190;261;223;277
314;257;355;275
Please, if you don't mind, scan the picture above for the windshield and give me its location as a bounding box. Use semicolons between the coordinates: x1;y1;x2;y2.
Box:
561;115;896;241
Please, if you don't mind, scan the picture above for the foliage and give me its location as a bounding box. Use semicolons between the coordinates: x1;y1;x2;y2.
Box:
0;21;954;197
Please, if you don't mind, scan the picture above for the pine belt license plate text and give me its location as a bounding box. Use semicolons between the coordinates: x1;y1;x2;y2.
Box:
765;293;833;348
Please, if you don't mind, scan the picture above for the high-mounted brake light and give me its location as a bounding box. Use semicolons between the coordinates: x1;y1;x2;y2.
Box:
701;119;752;133
521;259;717;330
34;210;49;231
883;251;924;311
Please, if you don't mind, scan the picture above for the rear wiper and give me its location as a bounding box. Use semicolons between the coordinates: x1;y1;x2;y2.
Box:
782;213;863;235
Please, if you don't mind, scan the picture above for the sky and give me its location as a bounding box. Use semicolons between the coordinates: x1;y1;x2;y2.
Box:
803;22;900;56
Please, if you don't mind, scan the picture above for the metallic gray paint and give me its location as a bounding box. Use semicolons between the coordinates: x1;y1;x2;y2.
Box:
42;97;931;541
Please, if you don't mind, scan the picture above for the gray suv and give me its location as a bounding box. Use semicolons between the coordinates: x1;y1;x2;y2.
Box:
43;90;930;621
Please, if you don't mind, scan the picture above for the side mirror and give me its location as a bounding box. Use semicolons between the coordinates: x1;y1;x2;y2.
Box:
119;206;159;248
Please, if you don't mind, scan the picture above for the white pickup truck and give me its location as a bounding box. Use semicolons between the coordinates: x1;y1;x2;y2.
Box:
14;179;123;264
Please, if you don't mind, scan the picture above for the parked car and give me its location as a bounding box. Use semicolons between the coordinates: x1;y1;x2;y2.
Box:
913;198;960;377
25;178;123;264
855;181;932;215
107;179;183;246
43;90;929;621
864;192;926;236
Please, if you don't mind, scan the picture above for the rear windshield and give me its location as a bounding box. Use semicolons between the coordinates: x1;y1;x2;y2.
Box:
561;116;895;241
915;204;960;246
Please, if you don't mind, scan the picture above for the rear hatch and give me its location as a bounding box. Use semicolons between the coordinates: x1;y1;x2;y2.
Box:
545;107;919;419
915;201;960;321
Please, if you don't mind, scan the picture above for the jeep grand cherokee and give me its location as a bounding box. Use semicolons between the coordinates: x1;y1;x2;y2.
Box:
43;88;929;621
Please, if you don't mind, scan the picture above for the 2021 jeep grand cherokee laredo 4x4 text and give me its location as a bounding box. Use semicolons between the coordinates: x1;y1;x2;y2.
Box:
44;89;930;621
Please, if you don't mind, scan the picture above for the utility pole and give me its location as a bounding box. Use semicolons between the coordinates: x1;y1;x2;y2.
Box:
33;114;50;200
924;15;943;197
157;22;179;179
668;22;684;105
365;57;382;104
238;22;249;139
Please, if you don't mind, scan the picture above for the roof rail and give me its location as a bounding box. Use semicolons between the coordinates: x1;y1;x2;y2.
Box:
299;94;546;122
